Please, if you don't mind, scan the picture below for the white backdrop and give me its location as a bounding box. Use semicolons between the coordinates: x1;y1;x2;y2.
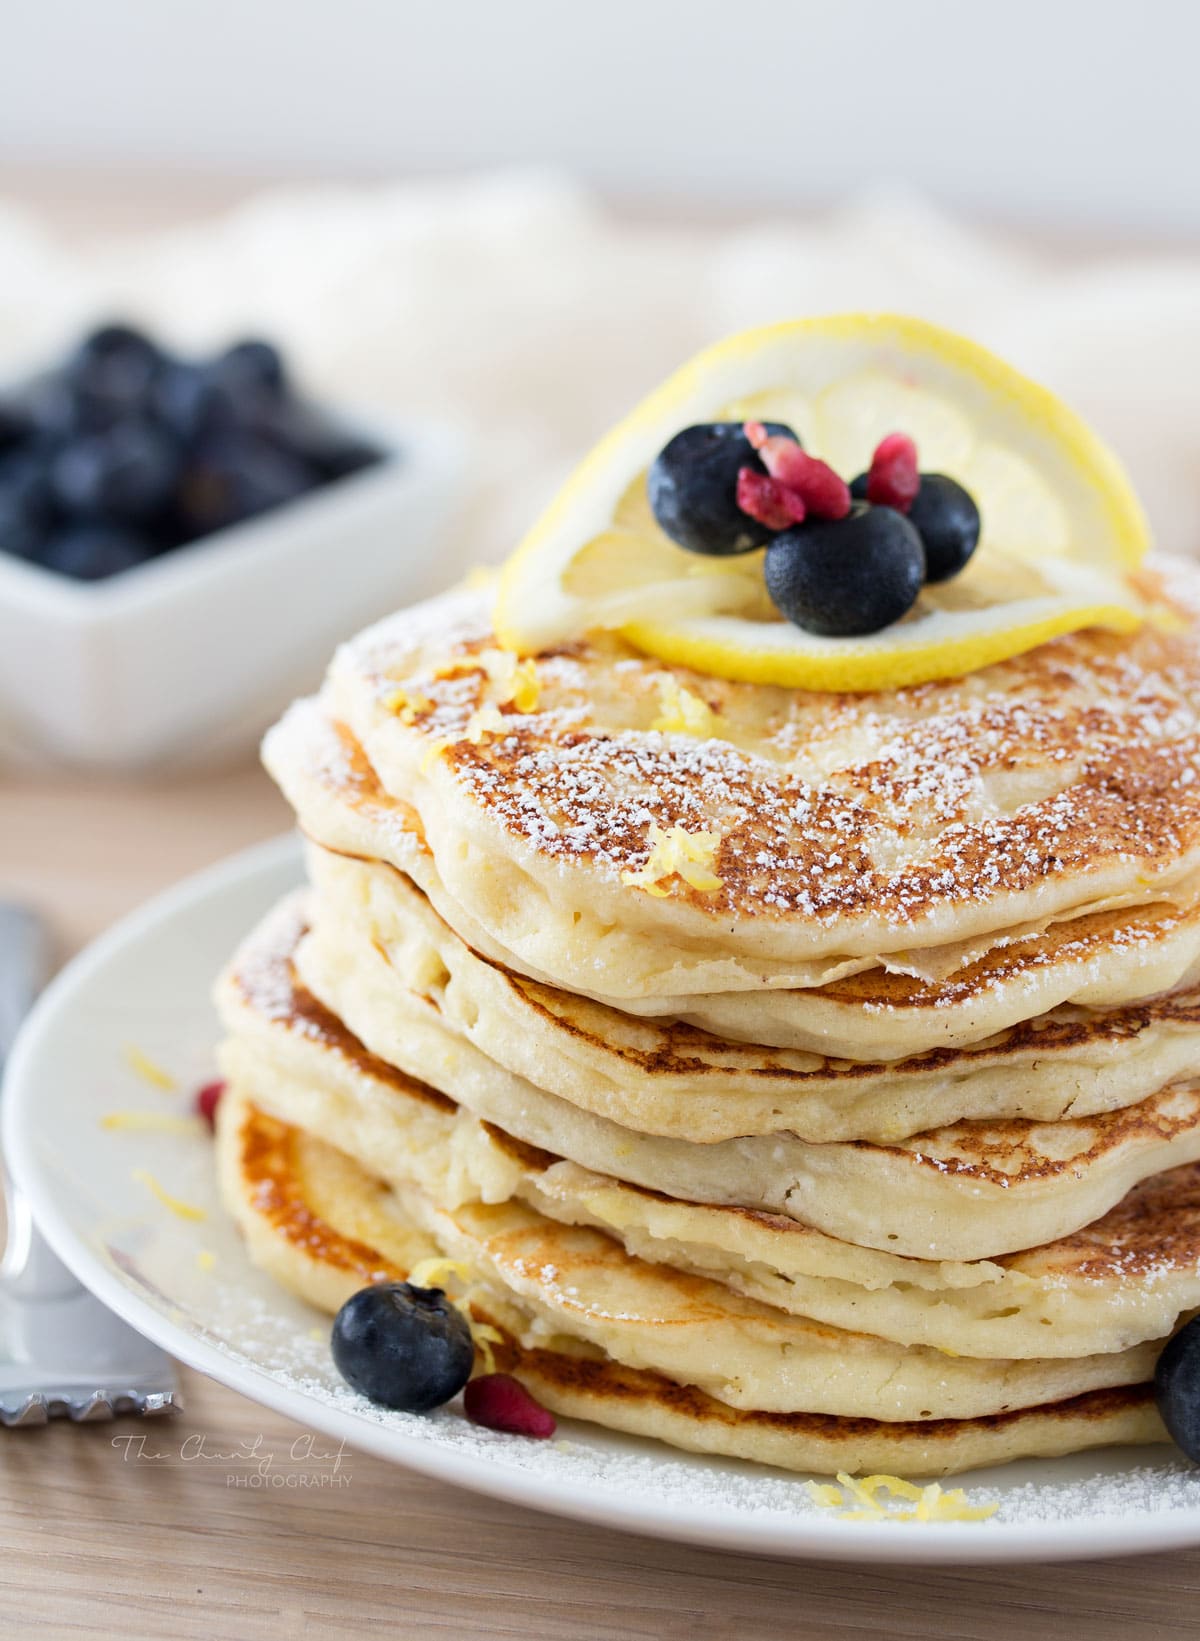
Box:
2;0;1198;237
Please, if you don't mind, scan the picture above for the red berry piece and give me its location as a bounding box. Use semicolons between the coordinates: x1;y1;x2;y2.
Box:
865;432;920;513
736;467;806;531
194;1078;226;1130
463;1372;556;1438
754;434;850;521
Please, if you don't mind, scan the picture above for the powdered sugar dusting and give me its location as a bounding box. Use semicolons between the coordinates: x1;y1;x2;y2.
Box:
331;567;1200;933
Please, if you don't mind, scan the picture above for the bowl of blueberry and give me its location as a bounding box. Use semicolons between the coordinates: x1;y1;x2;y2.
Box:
0;323;466;767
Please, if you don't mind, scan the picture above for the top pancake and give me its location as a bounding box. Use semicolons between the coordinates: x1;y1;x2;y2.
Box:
284;555;1200;1003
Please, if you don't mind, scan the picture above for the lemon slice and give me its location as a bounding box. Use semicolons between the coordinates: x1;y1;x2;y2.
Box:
494;314;1150;691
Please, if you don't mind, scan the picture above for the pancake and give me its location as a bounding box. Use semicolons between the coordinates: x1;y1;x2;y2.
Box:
212;1073;1154;1420
216;1089;1166;1476
306;842;1200;1144
273;884;1200;1260
299;562;1200;1008
268;695;1200;1059
216;894;1200;1360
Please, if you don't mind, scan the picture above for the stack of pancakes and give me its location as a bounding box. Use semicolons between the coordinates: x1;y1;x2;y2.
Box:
216;562;1200;1475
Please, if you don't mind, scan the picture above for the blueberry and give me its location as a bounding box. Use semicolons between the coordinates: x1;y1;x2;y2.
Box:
210;339;288;402
764;504;925;636
70;322;160;381
22;371;91;442
648;421;797;556
37;522;152;580
1155;1318;1200;1461
174;432;316;536
50;421;179;523
0;452;55;561
67;323;163;422
150;343;289;448
262;401;383;481
906;474;980;583
150;359;226;443
331;1282;474;1412
0;395;30;453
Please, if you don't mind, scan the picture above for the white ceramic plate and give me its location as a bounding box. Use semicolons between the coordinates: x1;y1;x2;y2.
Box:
7;835;1200;1565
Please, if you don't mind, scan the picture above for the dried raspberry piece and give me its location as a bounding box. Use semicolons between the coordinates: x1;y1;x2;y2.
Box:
194;1078;226;1130
866;432;920;513
754;433;851;521
463;1372;556;1438
736;467;806;531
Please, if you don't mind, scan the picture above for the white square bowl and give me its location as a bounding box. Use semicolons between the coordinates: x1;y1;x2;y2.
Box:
0;417;468;769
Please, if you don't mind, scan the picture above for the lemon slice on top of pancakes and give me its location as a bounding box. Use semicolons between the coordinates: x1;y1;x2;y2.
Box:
494;314;1152;692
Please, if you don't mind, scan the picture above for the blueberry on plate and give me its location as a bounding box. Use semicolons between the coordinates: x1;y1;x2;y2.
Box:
331;1282;475;1412
50;420;179;523
906;474;980;582
764;503;926;636
1155;1317;1200;1461
37;522;153;581
648;420;797;556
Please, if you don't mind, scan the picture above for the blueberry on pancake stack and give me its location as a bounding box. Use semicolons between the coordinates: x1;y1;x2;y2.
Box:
215;316;1200;1476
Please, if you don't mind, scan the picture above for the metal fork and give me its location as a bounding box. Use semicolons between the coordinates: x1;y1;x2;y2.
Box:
0;902;181;1425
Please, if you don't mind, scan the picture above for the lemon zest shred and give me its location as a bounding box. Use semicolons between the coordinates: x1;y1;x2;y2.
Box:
123;1045;177;1092
469;1321;505;1375
806;1472;999;1524
858;1473;925;1503
382;686;433;726
408;1257;474;1291
463;705;507;745
481;650;541;712
836;1472;887;1516
132;1168;207;1222
195;1249;217;1272
101;1110;203;1136
621;822;723;897
650;675;720;738
509;659;541;713
407;1257;504;1371
915;1482;941;1522
420;736;450;773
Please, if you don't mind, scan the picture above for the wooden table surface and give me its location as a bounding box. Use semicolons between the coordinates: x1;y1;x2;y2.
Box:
1;766;1199;1641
